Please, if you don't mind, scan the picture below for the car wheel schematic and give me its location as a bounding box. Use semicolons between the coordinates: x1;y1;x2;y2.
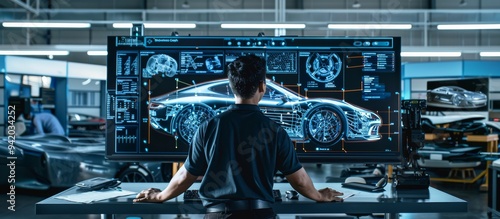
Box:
174;103;216;144
305;105;346;147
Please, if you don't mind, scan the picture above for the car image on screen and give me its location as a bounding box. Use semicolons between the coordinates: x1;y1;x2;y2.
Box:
148;79;381;148
427;86;487;108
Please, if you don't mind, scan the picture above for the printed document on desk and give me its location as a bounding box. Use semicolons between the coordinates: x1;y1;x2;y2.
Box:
56;189;136;203
338;188;383;199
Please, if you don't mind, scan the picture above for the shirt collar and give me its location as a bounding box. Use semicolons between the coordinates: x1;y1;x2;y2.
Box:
229;104;261;111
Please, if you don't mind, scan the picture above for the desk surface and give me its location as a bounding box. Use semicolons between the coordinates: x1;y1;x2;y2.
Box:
36;183;467;215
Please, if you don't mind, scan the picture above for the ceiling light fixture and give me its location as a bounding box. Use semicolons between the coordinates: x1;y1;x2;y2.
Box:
437;24;500;30
113;23;133;28
2;22;91;28
400;52;462;57
144;23;196;28
113;23;196;29
221;23;306;29
352;0;361;8
87;51;108;56
480;52;500;57
0;50;70;56
328;24;412;29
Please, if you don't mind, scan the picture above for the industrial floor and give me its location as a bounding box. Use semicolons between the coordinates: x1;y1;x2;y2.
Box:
0;163;492;219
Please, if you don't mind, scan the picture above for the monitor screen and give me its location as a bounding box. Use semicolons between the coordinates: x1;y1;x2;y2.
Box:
39;87;56;105
426;78;488;112
106;36;402;163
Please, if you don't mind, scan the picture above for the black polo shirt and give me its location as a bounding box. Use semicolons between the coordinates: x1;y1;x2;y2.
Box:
183;104;302;207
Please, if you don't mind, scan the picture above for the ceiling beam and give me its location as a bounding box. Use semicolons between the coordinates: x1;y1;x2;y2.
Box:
10;0;39;15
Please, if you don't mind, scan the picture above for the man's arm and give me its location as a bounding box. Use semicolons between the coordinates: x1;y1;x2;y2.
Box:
134;165;198;202
33;117;45;135
285;167;343;202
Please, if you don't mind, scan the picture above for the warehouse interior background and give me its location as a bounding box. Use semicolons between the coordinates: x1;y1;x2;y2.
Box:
1;1;500;219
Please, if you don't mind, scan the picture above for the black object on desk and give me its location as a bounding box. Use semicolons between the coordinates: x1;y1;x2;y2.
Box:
75;177;121;191
341;182;385;192
273;189;283;201
285;190;299;200
183;189;201;202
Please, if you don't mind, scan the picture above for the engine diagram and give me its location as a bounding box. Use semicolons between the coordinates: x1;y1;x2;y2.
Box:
144;54;178;78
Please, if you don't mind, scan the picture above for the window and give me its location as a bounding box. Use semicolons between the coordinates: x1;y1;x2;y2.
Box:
69;90;100;107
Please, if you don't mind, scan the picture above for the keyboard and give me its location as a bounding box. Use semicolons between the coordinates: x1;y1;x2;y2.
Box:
341;182;385;192
183;189;201;202
183;189;283;202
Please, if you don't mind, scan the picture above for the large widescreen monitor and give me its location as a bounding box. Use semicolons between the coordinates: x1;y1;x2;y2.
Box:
106;36;402;163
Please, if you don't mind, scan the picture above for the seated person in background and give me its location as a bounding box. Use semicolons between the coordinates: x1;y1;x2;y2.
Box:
134;55;343;219
24;112;65;135
13;114;27;136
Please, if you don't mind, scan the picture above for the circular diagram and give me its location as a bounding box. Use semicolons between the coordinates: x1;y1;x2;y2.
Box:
304;105;346;147
305;53;342;83
174;103;216;144
145;54;178;77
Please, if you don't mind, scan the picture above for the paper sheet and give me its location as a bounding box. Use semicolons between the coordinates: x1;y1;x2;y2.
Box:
56;189;136;204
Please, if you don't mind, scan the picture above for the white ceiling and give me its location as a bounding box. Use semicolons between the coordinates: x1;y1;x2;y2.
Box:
1;0;500;65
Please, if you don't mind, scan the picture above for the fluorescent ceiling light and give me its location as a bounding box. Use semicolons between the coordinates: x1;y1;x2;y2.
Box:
328;24;412;29
87;51;108;56
2;22;90;28
113;23;196;29
401;52;462;57
221;23;306;29
144;23;196;28
0;50;69;56
480;52;500;57
437;24;500;30
113;23;133;28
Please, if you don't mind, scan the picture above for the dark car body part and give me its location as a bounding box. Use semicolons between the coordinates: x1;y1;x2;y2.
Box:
0;135;167;190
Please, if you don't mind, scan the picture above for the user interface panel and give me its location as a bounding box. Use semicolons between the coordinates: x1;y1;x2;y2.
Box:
106;36;402;163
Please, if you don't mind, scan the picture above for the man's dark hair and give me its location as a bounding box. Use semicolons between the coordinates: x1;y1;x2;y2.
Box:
227;55;266;99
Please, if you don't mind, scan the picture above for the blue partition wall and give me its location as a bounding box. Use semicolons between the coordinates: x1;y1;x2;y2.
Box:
402;60;500;101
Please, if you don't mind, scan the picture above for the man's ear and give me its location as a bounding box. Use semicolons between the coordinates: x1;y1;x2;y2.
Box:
258;81;266;93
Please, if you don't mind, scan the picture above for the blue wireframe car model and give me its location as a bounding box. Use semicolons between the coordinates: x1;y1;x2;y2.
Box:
149;79;381;147
427;86;487;108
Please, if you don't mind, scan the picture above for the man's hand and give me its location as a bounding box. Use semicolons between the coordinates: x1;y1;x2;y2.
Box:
317;187;344;202
133;188;164;203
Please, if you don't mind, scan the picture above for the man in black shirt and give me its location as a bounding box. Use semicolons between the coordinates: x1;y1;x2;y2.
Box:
134;55;344;218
